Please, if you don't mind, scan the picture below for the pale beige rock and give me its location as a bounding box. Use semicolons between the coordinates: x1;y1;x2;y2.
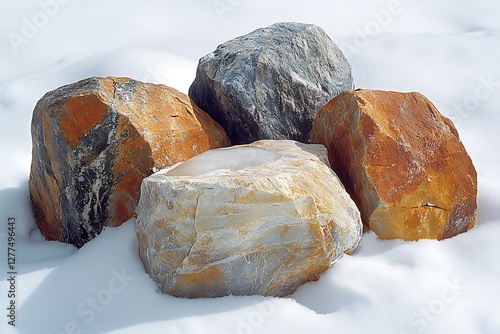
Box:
135;140;362;298
310;89;477;240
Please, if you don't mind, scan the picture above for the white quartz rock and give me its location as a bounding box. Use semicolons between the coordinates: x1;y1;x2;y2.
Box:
135;140;362;298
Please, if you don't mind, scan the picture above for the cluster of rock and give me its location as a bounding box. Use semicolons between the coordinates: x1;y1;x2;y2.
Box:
29;22;477;297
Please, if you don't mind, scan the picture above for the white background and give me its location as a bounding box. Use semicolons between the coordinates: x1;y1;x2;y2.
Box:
1;1;499;333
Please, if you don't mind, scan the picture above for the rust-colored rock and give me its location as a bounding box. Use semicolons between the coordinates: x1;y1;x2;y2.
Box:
310;89;477;240
29;76;230;247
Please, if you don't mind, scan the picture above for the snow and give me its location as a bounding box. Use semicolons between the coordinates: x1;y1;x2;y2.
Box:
166;147;282;176
1;1;499;333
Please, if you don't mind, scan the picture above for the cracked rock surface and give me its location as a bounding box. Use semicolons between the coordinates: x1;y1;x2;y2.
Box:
29;76;230;247
135;140;362;297
310;89;477;240
188;22;353;144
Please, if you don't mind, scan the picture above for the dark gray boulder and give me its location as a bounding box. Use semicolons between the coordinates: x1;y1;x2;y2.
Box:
189;22;354;144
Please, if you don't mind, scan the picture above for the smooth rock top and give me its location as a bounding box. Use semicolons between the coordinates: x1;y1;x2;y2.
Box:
29;76;230;247
311;89;477;240
166;146;282;176
189;22;353;144
136;140;362;298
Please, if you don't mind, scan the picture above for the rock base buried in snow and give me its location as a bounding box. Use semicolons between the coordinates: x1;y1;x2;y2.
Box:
311;89;477;240
136;140;362;298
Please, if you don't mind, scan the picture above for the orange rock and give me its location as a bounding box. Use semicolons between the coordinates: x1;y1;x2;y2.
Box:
29;77;230;247
310;89;477;240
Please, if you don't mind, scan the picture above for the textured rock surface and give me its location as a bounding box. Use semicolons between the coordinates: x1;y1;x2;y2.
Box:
136;140;362;298
188;22;353;144
29;76;230;247
310;89;477;240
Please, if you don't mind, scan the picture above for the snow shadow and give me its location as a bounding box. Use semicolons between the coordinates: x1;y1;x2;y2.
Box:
291;272;369;315
0;184;35;239
476;190;500;226
15;221;271;334
0;183;77;270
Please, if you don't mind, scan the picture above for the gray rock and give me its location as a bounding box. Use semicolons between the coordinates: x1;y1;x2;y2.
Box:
189;22;353;144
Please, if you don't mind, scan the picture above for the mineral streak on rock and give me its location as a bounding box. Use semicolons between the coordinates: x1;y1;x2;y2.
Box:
29;76;230;247
310;89;477;240
189;22;354;144
136;140;362;297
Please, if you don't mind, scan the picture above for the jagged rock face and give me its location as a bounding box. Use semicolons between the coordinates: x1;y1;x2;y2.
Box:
29;76;230;248
310;89;477;240
135;140;362;298
188;22;353;144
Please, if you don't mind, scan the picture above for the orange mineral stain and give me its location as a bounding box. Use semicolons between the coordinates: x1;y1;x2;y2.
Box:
60;94;108;146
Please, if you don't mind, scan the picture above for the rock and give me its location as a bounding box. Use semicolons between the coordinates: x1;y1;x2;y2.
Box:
310;89;477;240
188;22;353;144
135;140;362;298
29;76;230;248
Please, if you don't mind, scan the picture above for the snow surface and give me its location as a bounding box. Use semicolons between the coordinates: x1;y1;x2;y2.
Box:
166;147;282;176
1;1;500;333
